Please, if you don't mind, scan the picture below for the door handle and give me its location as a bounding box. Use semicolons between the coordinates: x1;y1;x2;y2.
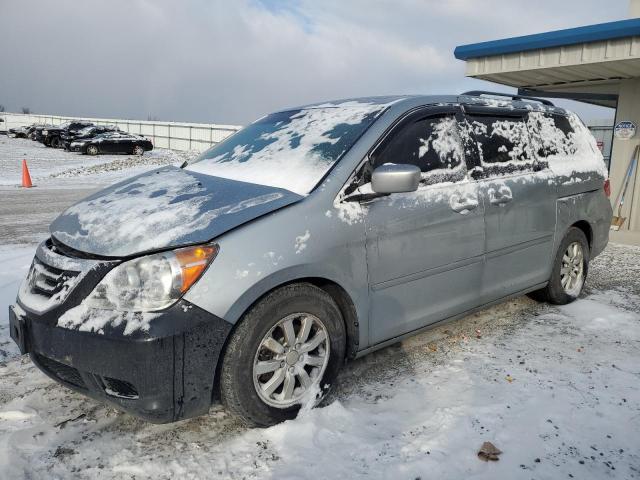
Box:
450;194;479;214
488;186;513;206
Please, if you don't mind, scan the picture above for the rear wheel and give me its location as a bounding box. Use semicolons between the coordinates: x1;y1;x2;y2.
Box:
220;283;346;427
529;227;589;305
86;145;99;155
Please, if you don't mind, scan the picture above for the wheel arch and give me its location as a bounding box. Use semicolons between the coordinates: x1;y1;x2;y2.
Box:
210;276;360;403
569;220;593;251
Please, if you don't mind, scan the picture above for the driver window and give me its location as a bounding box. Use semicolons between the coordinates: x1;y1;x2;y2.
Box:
371;115;466;185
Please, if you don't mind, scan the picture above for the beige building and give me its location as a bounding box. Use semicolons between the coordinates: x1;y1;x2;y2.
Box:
455;1;640;245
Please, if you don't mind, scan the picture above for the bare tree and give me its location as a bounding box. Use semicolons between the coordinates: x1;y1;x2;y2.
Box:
21;107;31;114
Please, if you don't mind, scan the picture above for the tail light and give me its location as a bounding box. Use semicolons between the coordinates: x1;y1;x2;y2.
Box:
604;179;611;198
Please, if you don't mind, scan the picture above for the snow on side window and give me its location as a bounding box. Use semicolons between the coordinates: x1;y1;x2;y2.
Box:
527;112;606;179
463;115;534;178
373;116;466;185
186;101;391;195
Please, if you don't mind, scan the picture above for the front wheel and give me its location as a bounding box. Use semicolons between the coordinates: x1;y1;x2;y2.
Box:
133;145;145;156
220;283;346;427
530;227;589;305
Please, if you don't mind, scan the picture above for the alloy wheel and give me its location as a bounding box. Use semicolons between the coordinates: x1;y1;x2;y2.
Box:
560;241;584;296
252;312;330;408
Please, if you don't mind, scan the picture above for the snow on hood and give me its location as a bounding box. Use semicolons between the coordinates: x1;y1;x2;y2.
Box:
50;166;302;257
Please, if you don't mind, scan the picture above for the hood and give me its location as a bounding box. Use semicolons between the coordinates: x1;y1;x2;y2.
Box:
50;166;303;257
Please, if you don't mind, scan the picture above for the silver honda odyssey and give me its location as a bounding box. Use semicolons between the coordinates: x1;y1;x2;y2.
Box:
9;92;612;426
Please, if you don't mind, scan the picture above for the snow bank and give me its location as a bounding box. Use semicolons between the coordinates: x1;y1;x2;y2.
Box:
0;137;188;188
0;245;36;361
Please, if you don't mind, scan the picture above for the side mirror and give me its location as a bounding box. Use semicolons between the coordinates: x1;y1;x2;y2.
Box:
371;163;421;194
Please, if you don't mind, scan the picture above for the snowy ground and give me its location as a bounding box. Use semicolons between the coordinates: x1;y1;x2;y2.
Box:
0;136;191;188
0;241;639;478
1;135;639;479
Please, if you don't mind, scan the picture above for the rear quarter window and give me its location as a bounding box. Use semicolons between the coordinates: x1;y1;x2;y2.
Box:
526;111;606;179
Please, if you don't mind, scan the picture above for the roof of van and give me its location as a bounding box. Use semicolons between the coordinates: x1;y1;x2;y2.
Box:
284;94;568;114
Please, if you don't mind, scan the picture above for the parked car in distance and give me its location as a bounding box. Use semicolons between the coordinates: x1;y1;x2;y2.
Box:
62;125;120;150
8;125;28;138
9;123;44;139
10;93;612;427
33;124;57;142
41;121;94;148
70;132;153;155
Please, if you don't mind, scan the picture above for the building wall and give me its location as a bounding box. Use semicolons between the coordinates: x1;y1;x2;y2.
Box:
610;78;640;233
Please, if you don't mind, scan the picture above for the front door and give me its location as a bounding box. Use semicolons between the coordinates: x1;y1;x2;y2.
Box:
463;107;556;302
363;107;486;345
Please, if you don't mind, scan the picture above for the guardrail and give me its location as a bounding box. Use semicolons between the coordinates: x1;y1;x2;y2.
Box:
0;112;241;152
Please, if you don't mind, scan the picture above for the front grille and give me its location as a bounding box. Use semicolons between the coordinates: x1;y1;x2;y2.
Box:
101;377;139;399
18;238;107;314
35;354;86;389
28;258;79;300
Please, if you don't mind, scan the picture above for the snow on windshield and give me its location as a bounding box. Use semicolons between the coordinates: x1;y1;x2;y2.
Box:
77;126;94;135
186;101;392;195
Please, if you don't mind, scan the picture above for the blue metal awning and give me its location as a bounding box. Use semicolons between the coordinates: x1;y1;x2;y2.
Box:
454;18;640;60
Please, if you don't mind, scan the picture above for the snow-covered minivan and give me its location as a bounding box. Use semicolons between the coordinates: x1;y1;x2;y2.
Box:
9;92;612;426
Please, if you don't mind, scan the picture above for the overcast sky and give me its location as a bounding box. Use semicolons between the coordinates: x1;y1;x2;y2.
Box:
0;0;630;125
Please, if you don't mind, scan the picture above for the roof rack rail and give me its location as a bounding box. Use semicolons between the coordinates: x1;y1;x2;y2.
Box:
461;90;555;107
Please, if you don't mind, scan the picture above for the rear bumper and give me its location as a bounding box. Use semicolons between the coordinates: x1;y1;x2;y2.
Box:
10;300;233;423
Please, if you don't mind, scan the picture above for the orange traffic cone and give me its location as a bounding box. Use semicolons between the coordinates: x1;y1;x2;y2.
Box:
21;159;33;188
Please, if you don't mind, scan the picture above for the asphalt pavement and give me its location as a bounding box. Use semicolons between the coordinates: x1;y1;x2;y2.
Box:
0;187;98;245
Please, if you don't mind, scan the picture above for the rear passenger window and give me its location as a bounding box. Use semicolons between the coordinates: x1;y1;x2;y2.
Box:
372;115;466;184
526;112;577;157
463;115;533;176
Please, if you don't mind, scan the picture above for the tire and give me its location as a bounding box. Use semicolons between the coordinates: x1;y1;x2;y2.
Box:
220;283;346;427
529;227;589;305
86;145;99;155
50;136;61;148
133;145;145;156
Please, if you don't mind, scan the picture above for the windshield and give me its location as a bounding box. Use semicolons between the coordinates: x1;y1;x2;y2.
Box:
78;126;94;135
186;101;387;195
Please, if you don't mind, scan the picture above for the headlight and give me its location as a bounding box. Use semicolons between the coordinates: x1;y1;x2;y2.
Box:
42;130;48;135
86;244;218;311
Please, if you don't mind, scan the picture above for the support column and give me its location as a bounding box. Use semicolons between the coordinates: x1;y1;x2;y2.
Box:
609;79;640;234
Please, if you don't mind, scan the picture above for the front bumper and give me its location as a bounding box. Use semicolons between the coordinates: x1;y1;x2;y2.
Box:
10;300;232;423
9;240;233;423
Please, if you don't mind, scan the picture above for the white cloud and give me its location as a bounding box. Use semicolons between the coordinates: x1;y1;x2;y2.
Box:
0;0;626;124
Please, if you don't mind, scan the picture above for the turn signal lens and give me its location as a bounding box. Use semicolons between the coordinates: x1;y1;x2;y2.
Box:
175;245;219;293
604;179;611;198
